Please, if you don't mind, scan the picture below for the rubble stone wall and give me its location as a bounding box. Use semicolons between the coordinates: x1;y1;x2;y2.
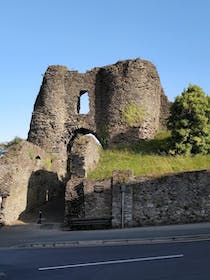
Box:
111;170;210;228
70;134;101;178
28;59;170;177
65;169;210;228
0;141;63;225
65;178;111;224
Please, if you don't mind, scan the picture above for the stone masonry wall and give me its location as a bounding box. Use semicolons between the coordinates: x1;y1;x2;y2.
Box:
28;59;170;177
83;179;112;219
159;89;171;129
65;178;111;224
65;169;210;228
70;134;101;178
96;60;164;145
112;170;210;228
0;141;63;225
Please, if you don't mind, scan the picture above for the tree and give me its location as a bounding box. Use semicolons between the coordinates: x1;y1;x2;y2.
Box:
167;84;210;155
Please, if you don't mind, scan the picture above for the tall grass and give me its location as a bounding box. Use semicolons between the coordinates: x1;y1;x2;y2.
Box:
88;131;210;179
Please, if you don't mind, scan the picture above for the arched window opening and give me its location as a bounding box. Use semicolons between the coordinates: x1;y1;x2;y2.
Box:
77;91;90;114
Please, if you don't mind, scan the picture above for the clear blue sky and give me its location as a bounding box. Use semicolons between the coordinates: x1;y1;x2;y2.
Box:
1;0;210;142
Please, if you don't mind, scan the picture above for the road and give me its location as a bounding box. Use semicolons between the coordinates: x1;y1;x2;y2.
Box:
1;240;210;279
1;222;210;248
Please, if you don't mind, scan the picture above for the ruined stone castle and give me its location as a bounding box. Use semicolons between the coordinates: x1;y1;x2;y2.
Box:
28;59;170;178
1;58;210;228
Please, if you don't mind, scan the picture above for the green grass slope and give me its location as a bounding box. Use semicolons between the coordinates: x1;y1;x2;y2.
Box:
88;131;210;179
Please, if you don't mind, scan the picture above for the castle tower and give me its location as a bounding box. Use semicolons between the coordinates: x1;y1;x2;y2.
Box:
28;59;170;176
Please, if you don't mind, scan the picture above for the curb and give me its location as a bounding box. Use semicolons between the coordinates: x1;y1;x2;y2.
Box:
12;233;210;249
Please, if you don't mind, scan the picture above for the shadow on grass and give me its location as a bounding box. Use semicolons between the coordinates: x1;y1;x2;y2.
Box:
110;136;171;155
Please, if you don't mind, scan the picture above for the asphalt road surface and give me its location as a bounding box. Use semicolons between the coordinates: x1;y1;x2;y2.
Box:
1;240;210;279
1;222;210;248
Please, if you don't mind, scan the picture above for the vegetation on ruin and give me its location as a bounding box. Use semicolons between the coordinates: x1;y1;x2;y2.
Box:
89;84;210;179
1;86;210;180
2;136;22;149
88;130;210;179
0;138;54;171
123;103;146;126
44;158;52;170
0;137;23;158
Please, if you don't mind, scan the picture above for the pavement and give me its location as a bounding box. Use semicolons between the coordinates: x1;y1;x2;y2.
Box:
1;221;210;249
2;238;210;279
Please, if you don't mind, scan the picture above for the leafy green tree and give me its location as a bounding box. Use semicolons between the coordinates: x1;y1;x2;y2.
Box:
167;84;210;155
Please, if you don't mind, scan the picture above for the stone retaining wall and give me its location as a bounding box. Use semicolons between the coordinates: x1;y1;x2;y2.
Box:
65;178;111;224
111;170;210;227
65;169;210;228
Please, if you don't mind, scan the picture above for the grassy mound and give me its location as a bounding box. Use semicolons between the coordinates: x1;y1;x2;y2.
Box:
88;131;210;179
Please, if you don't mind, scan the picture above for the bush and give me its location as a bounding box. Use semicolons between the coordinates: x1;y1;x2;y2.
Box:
6;137;22;148
167;85;210;155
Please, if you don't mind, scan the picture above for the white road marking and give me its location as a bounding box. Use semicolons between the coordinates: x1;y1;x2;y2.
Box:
38;254;184;271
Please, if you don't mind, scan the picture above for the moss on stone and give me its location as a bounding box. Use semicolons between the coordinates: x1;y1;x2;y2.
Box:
45;158;52;170
123;103;146;126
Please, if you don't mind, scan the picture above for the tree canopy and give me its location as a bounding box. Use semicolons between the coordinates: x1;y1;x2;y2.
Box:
167;84;210;155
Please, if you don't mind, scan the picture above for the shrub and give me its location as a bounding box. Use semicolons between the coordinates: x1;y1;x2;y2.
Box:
167;85;210;155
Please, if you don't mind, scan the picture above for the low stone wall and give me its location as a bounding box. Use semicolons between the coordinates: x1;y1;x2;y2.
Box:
65;169;210;228
83;179;111;219
65;178;111;224
112;170;210;227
